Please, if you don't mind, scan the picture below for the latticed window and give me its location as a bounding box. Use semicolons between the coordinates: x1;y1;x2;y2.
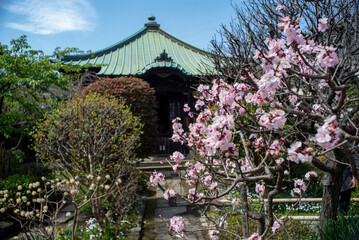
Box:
169;100;181;121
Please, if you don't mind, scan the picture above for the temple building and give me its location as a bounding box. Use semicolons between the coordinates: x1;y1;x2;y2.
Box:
61;16;215;155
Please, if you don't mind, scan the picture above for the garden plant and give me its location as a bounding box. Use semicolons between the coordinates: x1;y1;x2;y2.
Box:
151;1;359;239
81;76;158;158
0;93;143;239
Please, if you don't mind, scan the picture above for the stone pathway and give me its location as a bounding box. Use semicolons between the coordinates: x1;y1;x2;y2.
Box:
154;172;207;240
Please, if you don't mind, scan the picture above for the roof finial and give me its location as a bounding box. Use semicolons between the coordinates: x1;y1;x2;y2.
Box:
145;15;160;29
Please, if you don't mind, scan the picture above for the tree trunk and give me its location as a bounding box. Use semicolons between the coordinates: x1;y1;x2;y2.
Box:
240;183;249;237
320;158;343;227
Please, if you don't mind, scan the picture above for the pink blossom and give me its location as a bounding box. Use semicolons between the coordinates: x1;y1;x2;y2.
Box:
170;151;185;164
249;134;257;139
301;147;313;162
232;198;239;207
283;24;298;44
172;164;178;172
294;179;307;191
280;16;290;23
291;187;301;197
202;174;212;185
169;216;184;234
253;49;262;60
268;140;282;156
164;189;176;200
248;233;262;240
188;169;198;178
150;172;165;186
209;230;220;240
172;118;185;143
317;49;339;68
195;99;205;110
255;183;265;196
210;182;218;190
318;18;328;32
194;162;205;173
188;188;196;200
305;171;318;180
254;137;264;151
312;104;322;112
275;158;284;165
183;104;190;112
185;161;193;169
289;95;298;104
259;109;286;129
299;44;313;54
272;220;284;233
287;141;302;163
197;84;209;93
315;115;341;149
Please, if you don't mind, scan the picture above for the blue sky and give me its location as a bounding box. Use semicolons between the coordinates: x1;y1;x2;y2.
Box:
0;0;236;55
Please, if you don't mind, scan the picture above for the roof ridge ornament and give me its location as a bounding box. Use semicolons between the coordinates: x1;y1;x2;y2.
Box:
145;15;160;29
154;50;173;62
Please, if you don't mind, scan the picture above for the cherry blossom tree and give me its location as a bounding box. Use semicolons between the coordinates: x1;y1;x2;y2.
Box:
151;1;359;239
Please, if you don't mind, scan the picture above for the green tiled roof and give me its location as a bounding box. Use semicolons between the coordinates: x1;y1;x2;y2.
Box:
61;16;214;76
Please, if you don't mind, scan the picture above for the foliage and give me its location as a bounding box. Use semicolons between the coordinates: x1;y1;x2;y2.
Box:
0;35;81;140
0;175;140;240
218;211;313;239
57;214;138;240
273;219;314;240
32;93;142;231
0;174;39;205
81;77;158;158
273;202;321;216
315;210;359;240
32;93;141;172
0;142;23;178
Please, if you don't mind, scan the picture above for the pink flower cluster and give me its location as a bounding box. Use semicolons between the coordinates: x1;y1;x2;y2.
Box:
163;189;176;200
255;183;265;197
169;216;184;235
161;7;342;238
149;171;165;186
315;116;341;149
291;179;307;197
209;230;220;240
259;109;286;129
305;171;318;180
287;141;313;163
318;18;328;32
267;140;284;156
170;151;185;172
272;220;284;233
248;233;262;240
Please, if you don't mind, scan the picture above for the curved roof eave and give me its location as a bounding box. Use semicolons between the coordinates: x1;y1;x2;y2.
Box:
61;27;148;61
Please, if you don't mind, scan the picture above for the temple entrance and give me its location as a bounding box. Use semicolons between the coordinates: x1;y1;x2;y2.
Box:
143;70;192;156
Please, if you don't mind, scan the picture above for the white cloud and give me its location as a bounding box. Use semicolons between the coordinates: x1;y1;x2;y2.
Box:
3;0;96;34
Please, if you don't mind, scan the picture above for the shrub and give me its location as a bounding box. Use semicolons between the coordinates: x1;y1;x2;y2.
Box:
32;93;142;228
81;77;157;158
316;210;359;240
0;174;39;207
